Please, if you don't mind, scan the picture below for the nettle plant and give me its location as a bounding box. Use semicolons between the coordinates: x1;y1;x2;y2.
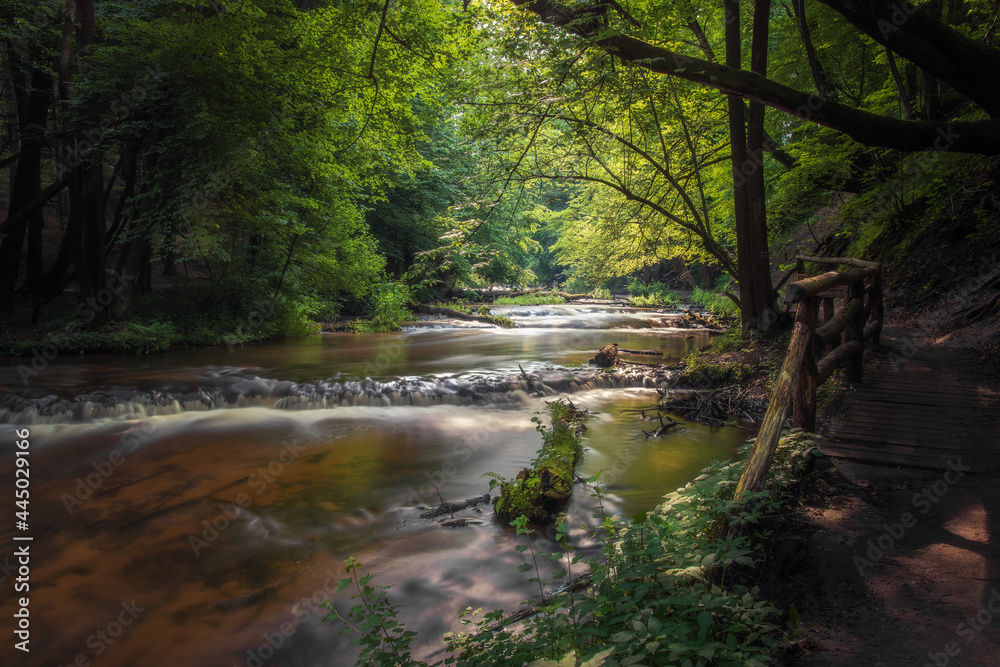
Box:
324;433;818;666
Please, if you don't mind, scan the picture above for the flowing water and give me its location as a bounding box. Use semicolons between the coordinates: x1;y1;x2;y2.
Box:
0;305;751;667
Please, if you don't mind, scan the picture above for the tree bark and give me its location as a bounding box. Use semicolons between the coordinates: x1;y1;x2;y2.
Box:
884;47;915;119
724;0;756;334
792;0;833;99
0;68;52;311
683;17;796;170
67;0;105;306
746;0;775;330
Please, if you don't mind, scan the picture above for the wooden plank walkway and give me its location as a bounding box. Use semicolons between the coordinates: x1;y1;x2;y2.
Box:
819;327;997;472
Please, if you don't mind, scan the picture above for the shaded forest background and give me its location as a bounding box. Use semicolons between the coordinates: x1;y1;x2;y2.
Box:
2;0;999;352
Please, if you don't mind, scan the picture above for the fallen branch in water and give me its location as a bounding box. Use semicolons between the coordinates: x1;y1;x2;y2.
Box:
420;493;491;519
643;412;681;438
491;572;594;629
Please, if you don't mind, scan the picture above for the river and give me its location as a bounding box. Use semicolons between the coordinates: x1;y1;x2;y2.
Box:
0;304;750;667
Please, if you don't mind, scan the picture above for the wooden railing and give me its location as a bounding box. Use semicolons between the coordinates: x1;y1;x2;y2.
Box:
724;255;883;537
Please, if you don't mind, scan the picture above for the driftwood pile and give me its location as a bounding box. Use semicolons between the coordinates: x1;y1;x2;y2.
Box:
658;387;766;426
620;406;682;437
674;310;728;331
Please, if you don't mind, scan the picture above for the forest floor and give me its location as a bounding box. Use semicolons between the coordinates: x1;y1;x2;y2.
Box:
755;292;1000;665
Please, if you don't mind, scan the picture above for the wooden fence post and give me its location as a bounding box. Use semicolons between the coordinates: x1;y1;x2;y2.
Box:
870;270;883;345
846;279;865;382
793;296;818;431
822;296;835;325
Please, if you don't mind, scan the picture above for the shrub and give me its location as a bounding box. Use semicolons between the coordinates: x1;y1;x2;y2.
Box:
350;281;413;333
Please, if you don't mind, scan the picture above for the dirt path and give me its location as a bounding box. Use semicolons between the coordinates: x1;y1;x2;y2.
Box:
759;327;1000;666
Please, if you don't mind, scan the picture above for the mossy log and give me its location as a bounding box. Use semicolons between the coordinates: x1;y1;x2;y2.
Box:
493;400;589;524
415;305;514;328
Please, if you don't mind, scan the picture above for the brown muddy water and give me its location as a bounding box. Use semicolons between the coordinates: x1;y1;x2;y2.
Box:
0;306;751;666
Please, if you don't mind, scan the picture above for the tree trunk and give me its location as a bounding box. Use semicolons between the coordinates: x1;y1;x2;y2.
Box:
724;0;756;334
746;0;775;331
110;231;148;320
67;0;105;307
792;0;832;99
816;0;1000;117
68;158;106;304
0;68;52;311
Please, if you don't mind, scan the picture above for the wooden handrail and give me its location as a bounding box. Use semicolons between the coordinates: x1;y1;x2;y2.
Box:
815;298;862;346
784;266;879;303
724;256;883;538
794;254;880;269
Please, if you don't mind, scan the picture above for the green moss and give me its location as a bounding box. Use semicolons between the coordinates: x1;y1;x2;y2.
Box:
489;401;588;523
678;355;758;387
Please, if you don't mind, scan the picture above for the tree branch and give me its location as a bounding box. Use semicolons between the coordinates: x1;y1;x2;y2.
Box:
510;0;1000;154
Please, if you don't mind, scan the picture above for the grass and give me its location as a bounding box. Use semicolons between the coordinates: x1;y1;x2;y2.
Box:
492;294;566;306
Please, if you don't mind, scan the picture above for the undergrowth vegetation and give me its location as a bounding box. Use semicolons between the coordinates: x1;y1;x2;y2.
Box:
689;288;739;317
626;279;678;308
493;294;567;305
324;427;820;666
0;295;321;356
678;354;760;388
349;282;414;333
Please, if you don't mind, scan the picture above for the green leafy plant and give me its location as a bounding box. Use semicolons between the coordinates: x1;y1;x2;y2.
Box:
350;281;413;333
488;400;590;523
323;557;422;667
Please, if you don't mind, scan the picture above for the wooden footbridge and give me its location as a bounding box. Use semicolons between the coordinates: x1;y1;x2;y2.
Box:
724;255;992;534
